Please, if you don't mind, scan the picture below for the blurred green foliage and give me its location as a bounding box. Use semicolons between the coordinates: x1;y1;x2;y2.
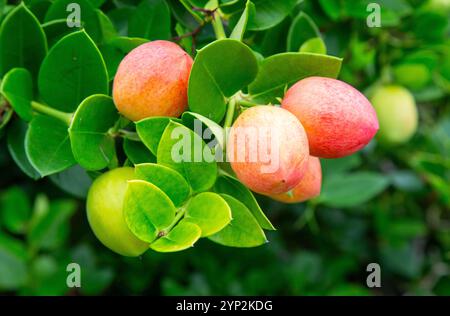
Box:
0;0;449;295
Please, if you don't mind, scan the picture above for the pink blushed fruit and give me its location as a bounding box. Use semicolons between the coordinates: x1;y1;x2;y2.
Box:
270;156;322;203
113;40;193;121
227;106;310;195
281;76;379;158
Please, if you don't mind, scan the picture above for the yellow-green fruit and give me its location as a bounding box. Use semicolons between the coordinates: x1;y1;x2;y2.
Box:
86;167;148;257
370;85;418;144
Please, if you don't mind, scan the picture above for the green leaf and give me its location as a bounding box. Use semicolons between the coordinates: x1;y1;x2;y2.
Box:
0;3;47;78
181;111;226;151
124;180;176;243
230;0;254;41
42;19;80;48
26;0;52;22
135;163;191;207
69;94;119;171
184;192;231;237
258;16;291;57
209;194;267;247
27;199;77;251
123;139;156;165
136;116;174;156
321;154;362;176
319;172;389;208
248;52;342;104
247;0;299;31
150;220;201;252
0;68;33;121
96;9;117;43
213;174;274;230
299;37;327;55
167;0;202;31
49;164;93;198
38;30;108;112
287;12;321;52
188;39;258;122
128;0;171;40
0;186;32;234
6;119;40;179
157;121;218;193
25;114;76;177
45;0;104;43
220;0;245;15
0;233;28;290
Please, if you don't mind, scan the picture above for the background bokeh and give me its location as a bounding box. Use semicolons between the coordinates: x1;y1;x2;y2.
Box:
0;0;449;295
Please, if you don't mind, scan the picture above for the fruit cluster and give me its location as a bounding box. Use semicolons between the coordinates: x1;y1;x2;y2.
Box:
87;40;384;256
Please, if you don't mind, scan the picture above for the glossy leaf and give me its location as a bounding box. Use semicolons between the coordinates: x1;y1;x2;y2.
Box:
247;0;298;31
128;0;171;40
135;163;191;207
318;172;390;208
299;37;327;55
188;39;258;122
230;0;254;41
287;12;321;52
45;0;103;43
136;117;174;156
69;94;119;171
123;139;156;165
42;19;80;48
181;111;226;151
0;68;33;121
184;192;231;237
124;180;176;243
209;194;267;247
150;220;201;252
49;164;93;198
248;52;342;104
157;121;218;193
25;115;76;177
6;119;40;179
0;3;47;77
213;174;274;230
38;30;109;112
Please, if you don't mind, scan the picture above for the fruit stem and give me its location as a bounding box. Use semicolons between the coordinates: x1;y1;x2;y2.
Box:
223;98;236;129
211;11;226;40
237;99;260;108
118;129;141;141
160;205;187;236
180;0;205;25
31;101;72;126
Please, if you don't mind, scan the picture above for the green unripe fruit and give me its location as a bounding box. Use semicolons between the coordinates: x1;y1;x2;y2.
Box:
370;85;418;144
86;167;148;257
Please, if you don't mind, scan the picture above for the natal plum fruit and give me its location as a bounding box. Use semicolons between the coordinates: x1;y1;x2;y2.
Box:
270;156;322;203
227;106;309;195
113;40;193;121
370;85;418;144
281;76;379;158
86;167;148;257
